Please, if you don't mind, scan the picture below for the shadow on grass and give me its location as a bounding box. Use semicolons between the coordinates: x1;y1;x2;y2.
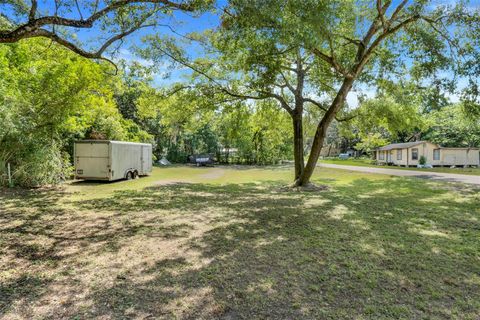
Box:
1;178;479;319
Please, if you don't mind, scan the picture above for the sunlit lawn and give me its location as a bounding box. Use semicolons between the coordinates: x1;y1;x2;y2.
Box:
1;165;479;319
321;158;480;176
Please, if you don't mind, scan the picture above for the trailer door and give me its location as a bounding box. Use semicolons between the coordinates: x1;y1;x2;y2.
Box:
141;145;152;174
75;142;110;179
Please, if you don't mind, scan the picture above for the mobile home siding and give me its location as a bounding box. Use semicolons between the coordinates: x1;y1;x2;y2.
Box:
376;142;479;167
440;148;480;166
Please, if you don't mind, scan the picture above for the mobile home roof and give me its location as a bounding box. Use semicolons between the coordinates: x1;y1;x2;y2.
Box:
377;141;427;151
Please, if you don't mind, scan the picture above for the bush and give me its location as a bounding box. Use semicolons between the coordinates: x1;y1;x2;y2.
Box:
0;141;73;188
419;155;427;165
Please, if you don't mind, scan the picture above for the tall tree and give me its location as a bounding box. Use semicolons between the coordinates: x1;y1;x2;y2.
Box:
139;22;353;180
143;0;480;186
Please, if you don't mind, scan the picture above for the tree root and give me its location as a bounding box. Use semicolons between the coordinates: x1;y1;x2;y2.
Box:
277;182;329;192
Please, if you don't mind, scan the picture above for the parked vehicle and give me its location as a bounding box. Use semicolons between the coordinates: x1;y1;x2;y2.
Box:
74;140;152;181
188;154;215;166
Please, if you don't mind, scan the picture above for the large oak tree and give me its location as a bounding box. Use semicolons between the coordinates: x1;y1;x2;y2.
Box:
142;0;480;186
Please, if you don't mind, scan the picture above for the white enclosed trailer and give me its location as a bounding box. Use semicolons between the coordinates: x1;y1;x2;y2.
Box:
74;140;152;181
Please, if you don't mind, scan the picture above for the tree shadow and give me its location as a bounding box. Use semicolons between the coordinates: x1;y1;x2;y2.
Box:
1;178;479;319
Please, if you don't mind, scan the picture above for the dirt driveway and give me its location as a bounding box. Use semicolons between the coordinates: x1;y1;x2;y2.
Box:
318;163;480;185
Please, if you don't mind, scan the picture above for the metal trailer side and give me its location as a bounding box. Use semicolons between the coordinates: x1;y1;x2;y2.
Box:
75;140;152;181
109;141;152;180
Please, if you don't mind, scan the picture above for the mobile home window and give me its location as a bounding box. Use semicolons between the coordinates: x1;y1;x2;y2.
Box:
379;151;384;160
412;148;418;160
397;150;402;160
433;149;440;160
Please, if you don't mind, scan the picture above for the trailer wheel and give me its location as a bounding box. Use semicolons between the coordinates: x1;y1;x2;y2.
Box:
126;171;133;180
133;171;139;179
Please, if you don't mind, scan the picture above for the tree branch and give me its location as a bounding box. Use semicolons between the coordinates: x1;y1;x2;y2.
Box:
356;15;420;75
304;97;327;111
305;97;355;122
74;0;84;20
311;48;352;78
148;43;294;114
27;19;153;57
29;0;37;21
0;0;196;59
279;69;296;95
377;0;392;31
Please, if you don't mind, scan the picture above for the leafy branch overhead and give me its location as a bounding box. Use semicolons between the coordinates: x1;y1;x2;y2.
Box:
140;0;480;186
0;0;211;66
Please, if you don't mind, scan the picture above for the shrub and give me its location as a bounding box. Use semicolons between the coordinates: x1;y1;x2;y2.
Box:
419;155;427;165
0;141;73;188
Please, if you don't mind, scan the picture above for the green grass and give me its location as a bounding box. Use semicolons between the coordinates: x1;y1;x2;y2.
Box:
321;158;480;176
1;165;480;319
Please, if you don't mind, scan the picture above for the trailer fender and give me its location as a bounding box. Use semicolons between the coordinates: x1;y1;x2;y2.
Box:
124;168;136;180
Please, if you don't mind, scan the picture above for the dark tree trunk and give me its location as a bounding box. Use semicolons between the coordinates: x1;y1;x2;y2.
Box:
292;112;305;181
297;78;354;186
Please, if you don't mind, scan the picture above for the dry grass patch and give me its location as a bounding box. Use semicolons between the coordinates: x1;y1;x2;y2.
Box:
1;166;479;319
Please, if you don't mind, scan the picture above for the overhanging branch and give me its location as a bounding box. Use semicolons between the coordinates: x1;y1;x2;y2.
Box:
0;0;196;61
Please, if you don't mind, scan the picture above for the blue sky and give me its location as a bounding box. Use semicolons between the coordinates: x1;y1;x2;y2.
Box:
1;0;478;107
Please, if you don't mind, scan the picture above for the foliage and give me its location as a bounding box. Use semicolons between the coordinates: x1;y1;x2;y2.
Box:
355;96;425;141
419;155;427;166
213;101;294;164
354;133;389;155
130;78;294;164
423;104;480;147
140;0;480;186
0;0;211;62
350;95;480;153
0;39;149;187
347;94;424;153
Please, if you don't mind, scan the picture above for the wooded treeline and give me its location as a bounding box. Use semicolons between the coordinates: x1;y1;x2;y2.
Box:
1;1;480;187
1;37;478;188
0;39;296;187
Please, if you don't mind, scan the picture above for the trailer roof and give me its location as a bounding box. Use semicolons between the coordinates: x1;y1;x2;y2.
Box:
75;140;151;146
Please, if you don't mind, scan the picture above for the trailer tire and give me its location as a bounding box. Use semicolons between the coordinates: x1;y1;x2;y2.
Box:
133;171;139;179
126;171;133;180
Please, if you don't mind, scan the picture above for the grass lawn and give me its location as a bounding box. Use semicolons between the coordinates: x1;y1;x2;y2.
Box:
1;165;480;319
321;158;480;176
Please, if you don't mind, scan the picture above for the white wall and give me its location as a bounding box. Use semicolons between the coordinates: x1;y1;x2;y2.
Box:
377;144;479;166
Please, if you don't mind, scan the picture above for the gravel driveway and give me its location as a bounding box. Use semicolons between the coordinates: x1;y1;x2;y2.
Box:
318;163;480;185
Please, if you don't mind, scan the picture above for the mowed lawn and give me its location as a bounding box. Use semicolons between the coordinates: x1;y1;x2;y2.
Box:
1;166;480;319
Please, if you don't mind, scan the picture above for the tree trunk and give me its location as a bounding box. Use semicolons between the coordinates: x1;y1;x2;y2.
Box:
292;112;305;181
297;78;354;186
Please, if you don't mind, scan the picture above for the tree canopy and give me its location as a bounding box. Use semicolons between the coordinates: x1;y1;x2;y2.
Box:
139;0;480;185
0;0;211;67
1;1;480;188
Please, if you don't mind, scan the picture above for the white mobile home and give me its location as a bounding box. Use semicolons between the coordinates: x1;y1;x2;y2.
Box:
74;140;152;181
376;141;479;167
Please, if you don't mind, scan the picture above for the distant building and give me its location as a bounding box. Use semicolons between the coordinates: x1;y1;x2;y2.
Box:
375;141;479;167
320;144;341;157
